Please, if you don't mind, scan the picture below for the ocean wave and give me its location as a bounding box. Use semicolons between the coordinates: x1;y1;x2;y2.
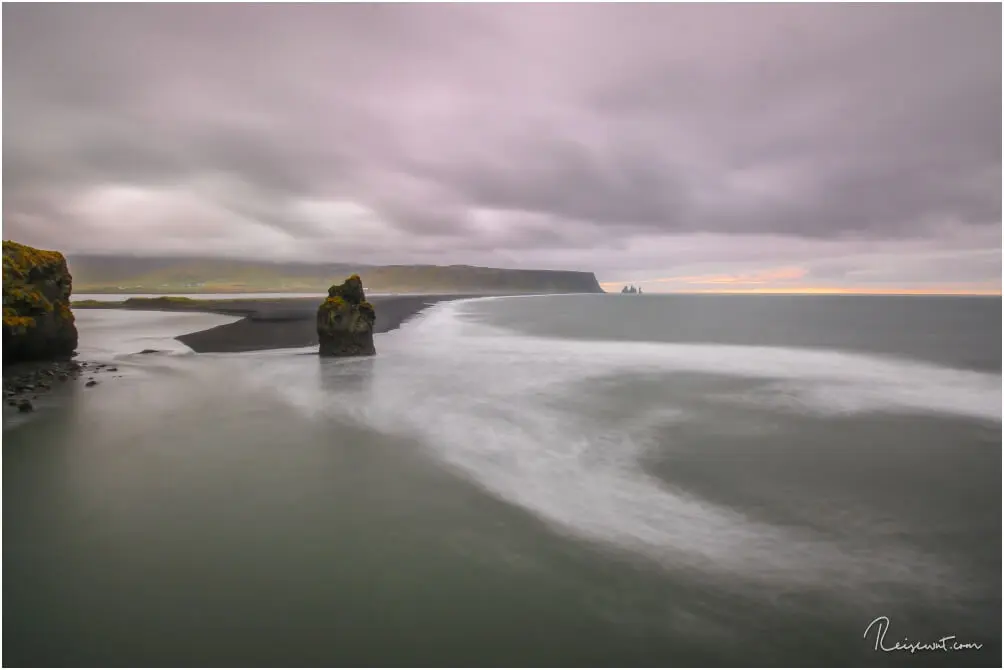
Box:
388;299;1002;422
246;298;998;597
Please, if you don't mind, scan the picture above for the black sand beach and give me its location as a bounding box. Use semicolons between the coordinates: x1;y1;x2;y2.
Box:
75;294;484;353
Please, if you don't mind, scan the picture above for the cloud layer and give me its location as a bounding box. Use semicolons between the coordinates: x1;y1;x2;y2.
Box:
3;4;1000;290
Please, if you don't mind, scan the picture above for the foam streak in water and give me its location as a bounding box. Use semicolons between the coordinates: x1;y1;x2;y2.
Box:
244;298;999;597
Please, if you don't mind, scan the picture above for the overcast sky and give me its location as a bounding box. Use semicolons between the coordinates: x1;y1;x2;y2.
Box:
4;4;1001;292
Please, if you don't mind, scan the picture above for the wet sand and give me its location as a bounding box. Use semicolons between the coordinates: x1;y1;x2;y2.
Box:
76;295;484;353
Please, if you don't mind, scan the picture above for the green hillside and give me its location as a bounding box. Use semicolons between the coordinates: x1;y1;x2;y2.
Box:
67;256;604;294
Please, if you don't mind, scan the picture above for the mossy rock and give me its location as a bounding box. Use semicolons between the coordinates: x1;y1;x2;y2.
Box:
317;275;375;356
2;240;78;363
327;274;365;305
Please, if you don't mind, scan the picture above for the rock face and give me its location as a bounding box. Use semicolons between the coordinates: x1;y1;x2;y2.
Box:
317;275;376;357
3;241;78;363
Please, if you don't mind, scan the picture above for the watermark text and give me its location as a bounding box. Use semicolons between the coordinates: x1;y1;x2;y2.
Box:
864;616;983;653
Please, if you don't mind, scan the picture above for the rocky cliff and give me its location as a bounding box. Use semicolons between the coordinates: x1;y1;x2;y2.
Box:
317;275;376;357
3;241;78;364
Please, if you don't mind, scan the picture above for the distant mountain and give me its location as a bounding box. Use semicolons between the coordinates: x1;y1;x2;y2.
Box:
67;255;605;294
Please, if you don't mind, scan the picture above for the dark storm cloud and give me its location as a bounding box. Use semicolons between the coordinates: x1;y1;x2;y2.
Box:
2;4;1000;285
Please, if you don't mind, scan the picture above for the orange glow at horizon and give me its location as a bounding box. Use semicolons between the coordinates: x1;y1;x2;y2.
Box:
638;266;809;285
597;282;1002;296
601;263;1001;296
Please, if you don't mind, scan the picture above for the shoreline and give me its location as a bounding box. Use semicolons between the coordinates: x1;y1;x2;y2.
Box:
75;294;490;353
5;294;492;410
2;359;115;413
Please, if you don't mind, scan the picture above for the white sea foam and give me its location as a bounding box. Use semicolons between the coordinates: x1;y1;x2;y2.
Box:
391;299;1002;422
74;309;242;359
242;297;999;596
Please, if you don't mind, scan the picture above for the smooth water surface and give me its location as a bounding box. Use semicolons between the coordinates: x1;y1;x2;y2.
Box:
4;297;1000;666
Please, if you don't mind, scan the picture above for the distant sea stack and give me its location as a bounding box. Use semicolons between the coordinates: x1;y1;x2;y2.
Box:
317;275;376;357
2;241;78;363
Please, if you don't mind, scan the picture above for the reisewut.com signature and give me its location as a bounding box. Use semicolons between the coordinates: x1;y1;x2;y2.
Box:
864;616;984;653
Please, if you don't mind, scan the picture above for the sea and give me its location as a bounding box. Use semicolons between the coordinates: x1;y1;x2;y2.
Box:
3;294;1001;667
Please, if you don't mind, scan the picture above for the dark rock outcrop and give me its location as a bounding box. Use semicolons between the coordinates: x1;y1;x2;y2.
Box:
317;275;376;357
3;359;106;411
3;241;78;364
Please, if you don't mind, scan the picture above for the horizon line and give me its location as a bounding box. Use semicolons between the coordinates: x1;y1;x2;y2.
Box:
598;286;1002;296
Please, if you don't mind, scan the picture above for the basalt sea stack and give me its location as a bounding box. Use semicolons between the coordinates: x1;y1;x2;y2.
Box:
2;240;78;363
317;274;376;356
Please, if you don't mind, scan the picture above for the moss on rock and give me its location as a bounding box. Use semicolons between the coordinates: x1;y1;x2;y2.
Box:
317;275;376;356
3;240;78;363
327;274;366;305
